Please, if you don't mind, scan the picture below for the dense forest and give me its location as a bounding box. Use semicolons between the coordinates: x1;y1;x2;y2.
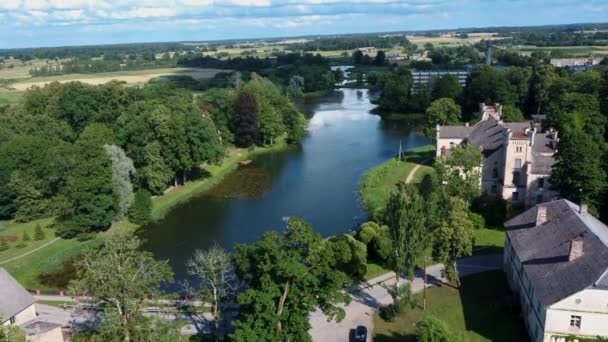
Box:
0;74;306;237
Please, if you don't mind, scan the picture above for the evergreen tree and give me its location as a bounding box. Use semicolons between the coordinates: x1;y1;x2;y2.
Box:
22;231;31;242
128;189;153;225
374;50;386;66
34;224;45;241
234;91;260;147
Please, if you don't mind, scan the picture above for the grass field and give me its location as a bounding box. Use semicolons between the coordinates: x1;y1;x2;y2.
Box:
373;270;527;342
359;144;435;218
407;32;503;47
0;89;24;105
9;67;225;91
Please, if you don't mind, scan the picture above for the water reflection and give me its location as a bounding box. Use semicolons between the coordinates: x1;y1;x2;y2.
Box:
142;88;431;283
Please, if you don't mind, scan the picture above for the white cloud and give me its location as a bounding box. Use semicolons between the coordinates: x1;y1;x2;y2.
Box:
23;0;49;10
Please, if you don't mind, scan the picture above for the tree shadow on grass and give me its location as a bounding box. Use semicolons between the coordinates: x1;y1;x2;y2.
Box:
459;271;529;342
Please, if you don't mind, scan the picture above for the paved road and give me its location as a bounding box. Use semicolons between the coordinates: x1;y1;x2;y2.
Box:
308;254;503;342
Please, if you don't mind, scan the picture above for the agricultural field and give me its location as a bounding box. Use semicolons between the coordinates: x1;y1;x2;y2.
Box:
407;32;503;47
512;45;608;56
9;67;225;91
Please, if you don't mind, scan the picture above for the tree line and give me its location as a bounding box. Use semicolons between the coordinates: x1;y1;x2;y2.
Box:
375;62;608;220
0;74;306;237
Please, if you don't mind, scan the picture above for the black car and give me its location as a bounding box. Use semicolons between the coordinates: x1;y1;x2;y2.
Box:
353;325;367;342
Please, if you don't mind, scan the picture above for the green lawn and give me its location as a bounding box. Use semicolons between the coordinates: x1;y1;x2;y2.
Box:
359;144;435;218
473;228;505;255
0;218;56;261
373;271;528;342
365;261;392;280
0;89;23;105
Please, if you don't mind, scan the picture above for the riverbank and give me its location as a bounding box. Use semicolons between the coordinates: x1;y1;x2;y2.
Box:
0;138;295;291
359;144;435;219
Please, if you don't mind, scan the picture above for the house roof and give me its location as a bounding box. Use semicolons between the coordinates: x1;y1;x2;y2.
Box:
0;268;36;323
466;118;505;157
437;126;473;139
505;199;608;307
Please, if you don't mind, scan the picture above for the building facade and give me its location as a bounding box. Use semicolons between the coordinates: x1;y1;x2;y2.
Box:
411;69;469;87
504;200;608;342
436;103;559;207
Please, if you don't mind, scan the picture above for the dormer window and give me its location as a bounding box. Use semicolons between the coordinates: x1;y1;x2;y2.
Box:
516;146;522;153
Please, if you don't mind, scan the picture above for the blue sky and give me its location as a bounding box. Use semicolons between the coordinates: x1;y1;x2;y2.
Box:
0;0;607;49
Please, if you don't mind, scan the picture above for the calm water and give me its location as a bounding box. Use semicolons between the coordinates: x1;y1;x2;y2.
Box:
142;88;430;282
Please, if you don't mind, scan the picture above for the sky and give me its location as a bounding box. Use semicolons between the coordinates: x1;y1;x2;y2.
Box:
0;0;607;49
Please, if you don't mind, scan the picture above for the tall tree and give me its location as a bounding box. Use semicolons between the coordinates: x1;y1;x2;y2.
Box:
433;197;474;285
70;232;173;342
186;244;235;340
441;142;483;205
383;183;427;283
374;50;386;66
425;98;462;136
551;129;607;212
231;218;352;342
59;124;117;237
431;74;462;100
104;144;136;219
234;91;260;147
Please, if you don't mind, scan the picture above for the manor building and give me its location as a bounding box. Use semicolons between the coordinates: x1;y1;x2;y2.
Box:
436;103;559;207
504;200;608;341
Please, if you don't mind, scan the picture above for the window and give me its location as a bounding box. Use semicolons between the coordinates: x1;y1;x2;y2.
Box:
570;315;581;329
514;158;522;169
491;185;497;194
513;171;520;185
536;194;543;204
492;168;498;178
516;146;523;153
512;191;519;201
9;316;15;324
538;178;545;189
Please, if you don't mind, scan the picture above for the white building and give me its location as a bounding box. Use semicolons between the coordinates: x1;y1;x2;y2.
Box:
0;268;64;342
411;69;469;88
504;200;608;342
436;103;559;207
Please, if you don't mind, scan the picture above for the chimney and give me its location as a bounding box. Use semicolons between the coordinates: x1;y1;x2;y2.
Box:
569;239;584;262
536;206;548;226
579;203;588;214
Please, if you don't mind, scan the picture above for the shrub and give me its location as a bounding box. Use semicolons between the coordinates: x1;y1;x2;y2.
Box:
416;316;460;342
379;304;398;322
468;212;486;230
34;224;45;241
128;189;153;225
0;236;9;251
22;231;31;242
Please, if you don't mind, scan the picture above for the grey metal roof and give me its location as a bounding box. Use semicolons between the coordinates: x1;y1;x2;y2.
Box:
0;268;36;323
505;199;608;306
437;126;473;139
466;118;505;157
533;132;556;155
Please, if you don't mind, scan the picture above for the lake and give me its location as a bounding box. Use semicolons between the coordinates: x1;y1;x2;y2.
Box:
141;88;430;282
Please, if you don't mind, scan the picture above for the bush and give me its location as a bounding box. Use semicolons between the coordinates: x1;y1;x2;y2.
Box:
128;189;153;225
468;212;486;230
22;231;31;242
0;236;9;251
34;224;45;240
379;304;398;322
416;316;460;342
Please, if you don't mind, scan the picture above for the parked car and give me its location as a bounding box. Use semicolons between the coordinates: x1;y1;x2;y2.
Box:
353;325;367;342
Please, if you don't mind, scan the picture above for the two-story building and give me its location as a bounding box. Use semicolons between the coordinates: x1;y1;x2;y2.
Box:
436;103;559;207
504;199;608;342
